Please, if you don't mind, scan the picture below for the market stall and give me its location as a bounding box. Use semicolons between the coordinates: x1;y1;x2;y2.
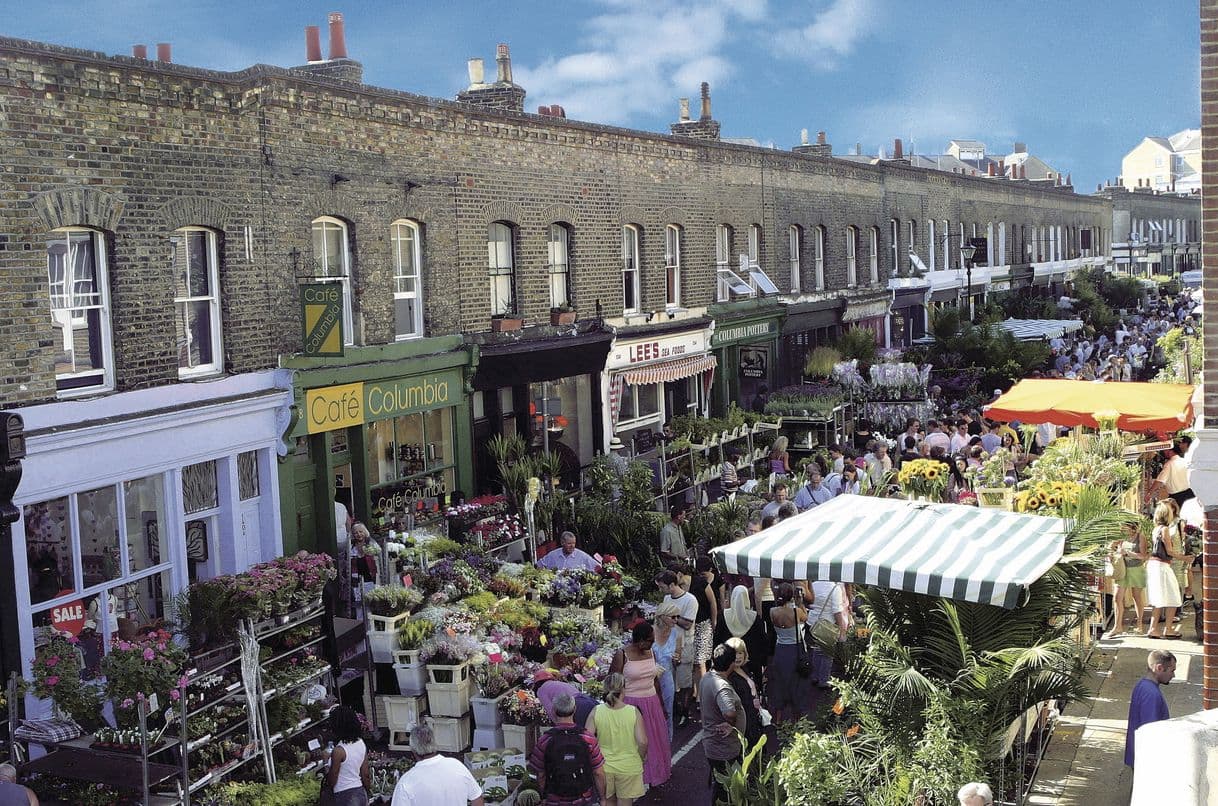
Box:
711;494;1067;608
997;318;1084;341
984;379;1195;434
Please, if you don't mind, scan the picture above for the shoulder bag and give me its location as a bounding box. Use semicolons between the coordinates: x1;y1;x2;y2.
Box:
808;584;841;653
792;604;814;677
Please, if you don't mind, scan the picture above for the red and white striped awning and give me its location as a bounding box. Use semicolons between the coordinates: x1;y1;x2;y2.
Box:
619;353;717;386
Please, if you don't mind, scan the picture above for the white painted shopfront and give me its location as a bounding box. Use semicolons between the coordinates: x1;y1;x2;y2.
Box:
8;371;290;678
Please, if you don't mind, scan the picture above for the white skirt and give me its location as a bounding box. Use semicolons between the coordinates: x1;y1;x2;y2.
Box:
1146;559;1182;608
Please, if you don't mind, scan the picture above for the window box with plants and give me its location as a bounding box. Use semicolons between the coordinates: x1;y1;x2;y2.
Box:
549;302;577;326
491;314;524;332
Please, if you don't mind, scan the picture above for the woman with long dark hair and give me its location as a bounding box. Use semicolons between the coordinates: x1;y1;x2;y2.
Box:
325;706;370;805
610;622;671;787
767;582;808;723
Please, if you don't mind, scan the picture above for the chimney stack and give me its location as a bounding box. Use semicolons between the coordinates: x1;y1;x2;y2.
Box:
1019;164;1027;179
679;98;691;121
793;128;831;157
1014;141;1026;153
699;82;712;120
467;58;485;86
156;43;172;63
132;44;147;59
1065;172;1071;186
670;83;720;140
987;162;996;176
328;12;348;59
551;104;565;118
305;26;322;62
496;43;513;83
817;130;826;145
855;143;861;155
800;128;809;145
893;138;903;159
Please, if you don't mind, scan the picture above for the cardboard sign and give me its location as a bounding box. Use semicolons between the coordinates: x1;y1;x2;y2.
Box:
50;599;86;636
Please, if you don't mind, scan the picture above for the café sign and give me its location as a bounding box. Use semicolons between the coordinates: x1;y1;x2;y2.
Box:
304;369;459;434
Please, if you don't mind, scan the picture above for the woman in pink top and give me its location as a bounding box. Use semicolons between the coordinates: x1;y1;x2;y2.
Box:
610;622;672;788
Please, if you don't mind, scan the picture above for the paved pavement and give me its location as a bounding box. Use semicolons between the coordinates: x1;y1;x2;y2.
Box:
1028;604;1205;806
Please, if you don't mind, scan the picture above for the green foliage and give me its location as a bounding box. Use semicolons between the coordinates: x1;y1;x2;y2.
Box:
685;498;752;549
714;734;785;805
924;308;1050;393
804;345;843;378
487;434;528;467
836;326;879;369
1154;325;1201;384
396;618;436;650
989;290;1060;322
775;731;849;805
365;584;423;617
205;778;321;806
422;537;464;558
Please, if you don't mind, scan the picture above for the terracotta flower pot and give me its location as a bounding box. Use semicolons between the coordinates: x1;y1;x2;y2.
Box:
550;310;577;326
492;317;524;332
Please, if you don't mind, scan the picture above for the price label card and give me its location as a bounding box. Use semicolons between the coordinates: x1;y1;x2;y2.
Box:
307;738;321;751
484;642;503;663
148;693;159;712
403;574;413;588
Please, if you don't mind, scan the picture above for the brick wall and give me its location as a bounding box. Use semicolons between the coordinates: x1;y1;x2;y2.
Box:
0;35;1111;408
1200;0;1218;708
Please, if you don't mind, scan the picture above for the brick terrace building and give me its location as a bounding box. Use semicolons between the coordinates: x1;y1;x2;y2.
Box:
0;19;1117;674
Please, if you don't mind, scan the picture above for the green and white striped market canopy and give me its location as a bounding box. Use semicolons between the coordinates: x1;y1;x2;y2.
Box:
712;495;1067;609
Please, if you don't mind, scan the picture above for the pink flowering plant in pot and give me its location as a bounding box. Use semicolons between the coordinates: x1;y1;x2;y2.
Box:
101;629;190;728
499;688;546;726
30;633;103;730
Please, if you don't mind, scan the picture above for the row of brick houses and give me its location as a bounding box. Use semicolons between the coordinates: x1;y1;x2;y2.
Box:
0;23;1198;677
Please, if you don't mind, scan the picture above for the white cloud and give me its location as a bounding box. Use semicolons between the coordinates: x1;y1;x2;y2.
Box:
777;0;881;69
512;0;766;125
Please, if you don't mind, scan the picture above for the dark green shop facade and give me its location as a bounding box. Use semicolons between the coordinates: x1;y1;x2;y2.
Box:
709;301;785;415
278;337;476;554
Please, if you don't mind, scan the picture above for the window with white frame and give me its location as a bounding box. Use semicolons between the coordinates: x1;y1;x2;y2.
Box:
183;459;221;582
46;228;114;393
845;227;858;286
487;221;516;317
391;219;424;340
311;217;354;345
24;476;174;655
622;225;641;313
665;224;681;308
908;220;917;252
890;219;900;276
928;219;937;271
869;227;879;284
171;227;223;377
942;220;951;270
617;381;661;426
788;225;802;293
748;224;761;266
547;223;571;309
715;224;738;301
815;226;826;290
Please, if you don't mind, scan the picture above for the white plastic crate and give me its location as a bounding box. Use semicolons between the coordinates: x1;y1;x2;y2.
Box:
432;714;472;753
394;662;427;696
427;679;472;718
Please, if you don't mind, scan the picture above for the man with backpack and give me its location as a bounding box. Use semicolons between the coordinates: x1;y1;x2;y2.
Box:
527;693;606;805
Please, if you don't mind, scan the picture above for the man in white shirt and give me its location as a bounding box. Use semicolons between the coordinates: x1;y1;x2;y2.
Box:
657;569;700;726
392;721;484;805
949;421;971;455
536;531;600;572
923;420;951;455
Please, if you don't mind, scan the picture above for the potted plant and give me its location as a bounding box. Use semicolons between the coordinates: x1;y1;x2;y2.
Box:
30;634;103;732
366;585;423;662
102;629;190;729
550;302;577;326
393;618;435;695
471;663;524;729
420;633;483;684
491;314;524;332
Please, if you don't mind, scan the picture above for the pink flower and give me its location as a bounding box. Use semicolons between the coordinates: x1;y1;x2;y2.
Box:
118;641;132;652
142;648;156;661
169;689;181;701
44;675;59;686
44;656;59;667
121;698;134;709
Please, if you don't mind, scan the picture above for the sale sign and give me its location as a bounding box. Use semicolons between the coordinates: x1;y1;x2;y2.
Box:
50;599;86;636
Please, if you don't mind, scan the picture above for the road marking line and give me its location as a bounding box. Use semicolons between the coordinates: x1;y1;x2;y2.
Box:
671;729;705;766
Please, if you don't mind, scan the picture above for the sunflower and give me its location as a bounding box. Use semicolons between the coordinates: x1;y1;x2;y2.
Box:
1025;495;1043;510
1044;494;1060;507
924;466;941;479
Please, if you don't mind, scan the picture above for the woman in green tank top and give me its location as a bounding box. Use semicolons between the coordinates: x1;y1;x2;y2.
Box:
585;673;648;805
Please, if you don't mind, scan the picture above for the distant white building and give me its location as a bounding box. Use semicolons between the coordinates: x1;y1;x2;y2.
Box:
1121;129;1201;193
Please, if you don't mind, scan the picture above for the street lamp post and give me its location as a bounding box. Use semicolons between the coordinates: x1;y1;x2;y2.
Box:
959;243;977;321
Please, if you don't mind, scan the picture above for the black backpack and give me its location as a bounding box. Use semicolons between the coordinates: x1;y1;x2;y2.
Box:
543;727;592;798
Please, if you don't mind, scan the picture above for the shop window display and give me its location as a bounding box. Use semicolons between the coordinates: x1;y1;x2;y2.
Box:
528;375;595;470
366;409;457;510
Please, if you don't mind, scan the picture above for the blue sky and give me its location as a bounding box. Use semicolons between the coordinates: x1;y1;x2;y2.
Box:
6;1;1200;193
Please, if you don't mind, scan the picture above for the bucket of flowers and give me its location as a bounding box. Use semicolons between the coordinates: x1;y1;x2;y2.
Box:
470;513;526;553
102;629;189;730
896;458;948;503
541;570;605;623
499;688;546;755
420;633;484;685
472;662;526;728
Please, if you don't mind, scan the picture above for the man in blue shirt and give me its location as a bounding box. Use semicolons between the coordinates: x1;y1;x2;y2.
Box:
793;468;835;511
1124;649;1176;767
537;531;600;572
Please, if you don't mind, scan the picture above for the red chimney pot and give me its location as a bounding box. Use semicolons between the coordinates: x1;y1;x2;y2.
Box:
132;44;147;59
893;138;903;159
816;130;826;145
156;43;172;63
328;12;348;59
306;26;322;61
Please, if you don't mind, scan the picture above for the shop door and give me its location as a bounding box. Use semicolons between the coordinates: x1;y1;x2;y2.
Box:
665;379;691;423
293;478;316;553
738;343;771;408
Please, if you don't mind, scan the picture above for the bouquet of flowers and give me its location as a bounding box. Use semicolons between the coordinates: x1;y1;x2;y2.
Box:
414;604;480;636
1013;481;1082;515
421;558;485;600
419;633;485;666
546;616;615;657
897;458;948;501
499;688;546;725
541;570;604;609
365;585;423;617
970;449;1013;489
474;662;525;699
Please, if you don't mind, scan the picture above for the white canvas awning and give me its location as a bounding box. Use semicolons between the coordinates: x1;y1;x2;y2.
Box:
711;495;1067;609
998;318;1084;341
